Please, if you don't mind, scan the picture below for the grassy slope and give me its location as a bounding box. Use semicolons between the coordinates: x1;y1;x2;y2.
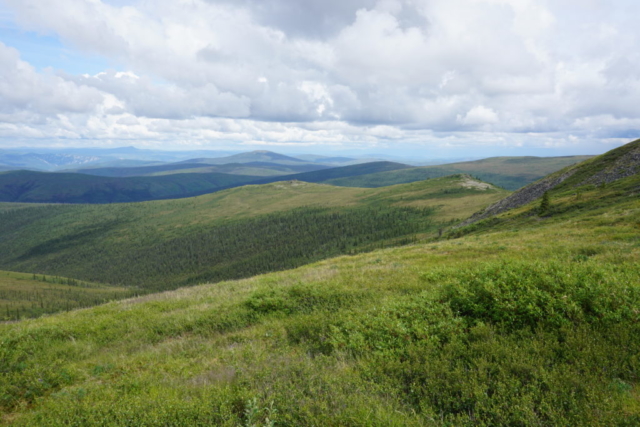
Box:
0;173;638;425
0;270;130;321
0;203;43;213
0;170;259;203
450;138;640;237
0;176;507;294
324;155;593;190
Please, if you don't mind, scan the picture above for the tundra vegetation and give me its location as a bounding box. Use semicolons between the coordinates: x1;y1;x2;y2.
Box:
0;140;638;426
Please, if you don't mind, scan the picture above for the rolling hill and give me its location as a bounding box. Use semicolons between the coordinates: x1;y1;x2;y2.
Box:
0;147;242;171
0;175;508;294
179;150;313;166
324;155;593;190
0;170;259;203
0;140;638;426
454;137;640;232
0;161;412;204
64;161;331;178
251;161;412;185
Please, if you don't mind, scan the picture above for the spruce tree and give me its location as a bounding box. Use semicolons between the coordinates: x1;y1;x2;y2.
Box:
539;191;550;216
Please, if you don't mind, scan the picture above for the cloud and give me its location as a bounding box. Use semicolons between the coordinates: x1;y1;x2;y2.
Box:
458;106;499;127
0;0;639;153
0;42;104;116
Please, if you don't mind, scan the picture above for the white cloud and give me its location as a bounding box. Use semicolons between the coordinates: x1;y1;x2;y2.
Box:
458;106;499;127
0;42;104;115
0;0;639;153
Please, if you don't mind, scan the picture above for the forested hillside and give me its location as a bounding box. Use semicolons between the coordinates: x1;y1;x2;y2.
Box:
263;161;412;183
0;170;259;203
0;176;507;294
0;161;411;204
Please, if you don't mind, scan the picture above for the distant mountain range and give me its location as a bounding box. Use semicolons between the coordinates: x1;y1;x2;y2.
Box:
0;148;597;203
0;152;103;170
177;150;318;166
0;161;410;203
65;161;331;178
0;148;362;172
0;147;241;171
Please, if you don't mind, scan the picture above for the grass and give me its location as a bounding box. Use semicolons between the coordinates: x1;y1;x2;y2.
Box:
0;188;638;425
0;271;131;321
325;155;592;190
447;140;640;240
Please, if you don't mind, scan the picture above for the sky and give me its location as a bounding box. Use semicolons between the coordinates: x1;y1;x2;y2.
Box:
0;0;639;158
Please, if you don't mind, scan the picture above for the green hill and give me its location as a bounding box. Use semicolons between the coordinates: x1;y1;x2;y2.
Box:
451;138;640;235
0;141;638;425
0;170;259;203
254;161;412;185
324;155;593;190
0;162;411;204
4;154;581;205
0;176;507;295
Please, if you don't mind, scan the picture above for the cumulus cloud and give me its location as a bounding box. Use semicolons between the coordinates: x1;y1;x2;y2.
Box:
0;42;104;116
1;0;639;153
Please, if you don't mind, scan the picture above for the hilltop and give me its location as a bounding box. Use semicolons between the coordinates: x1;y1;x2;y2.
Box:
457;138;640;229
324;155;592;190
0;140;638;425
